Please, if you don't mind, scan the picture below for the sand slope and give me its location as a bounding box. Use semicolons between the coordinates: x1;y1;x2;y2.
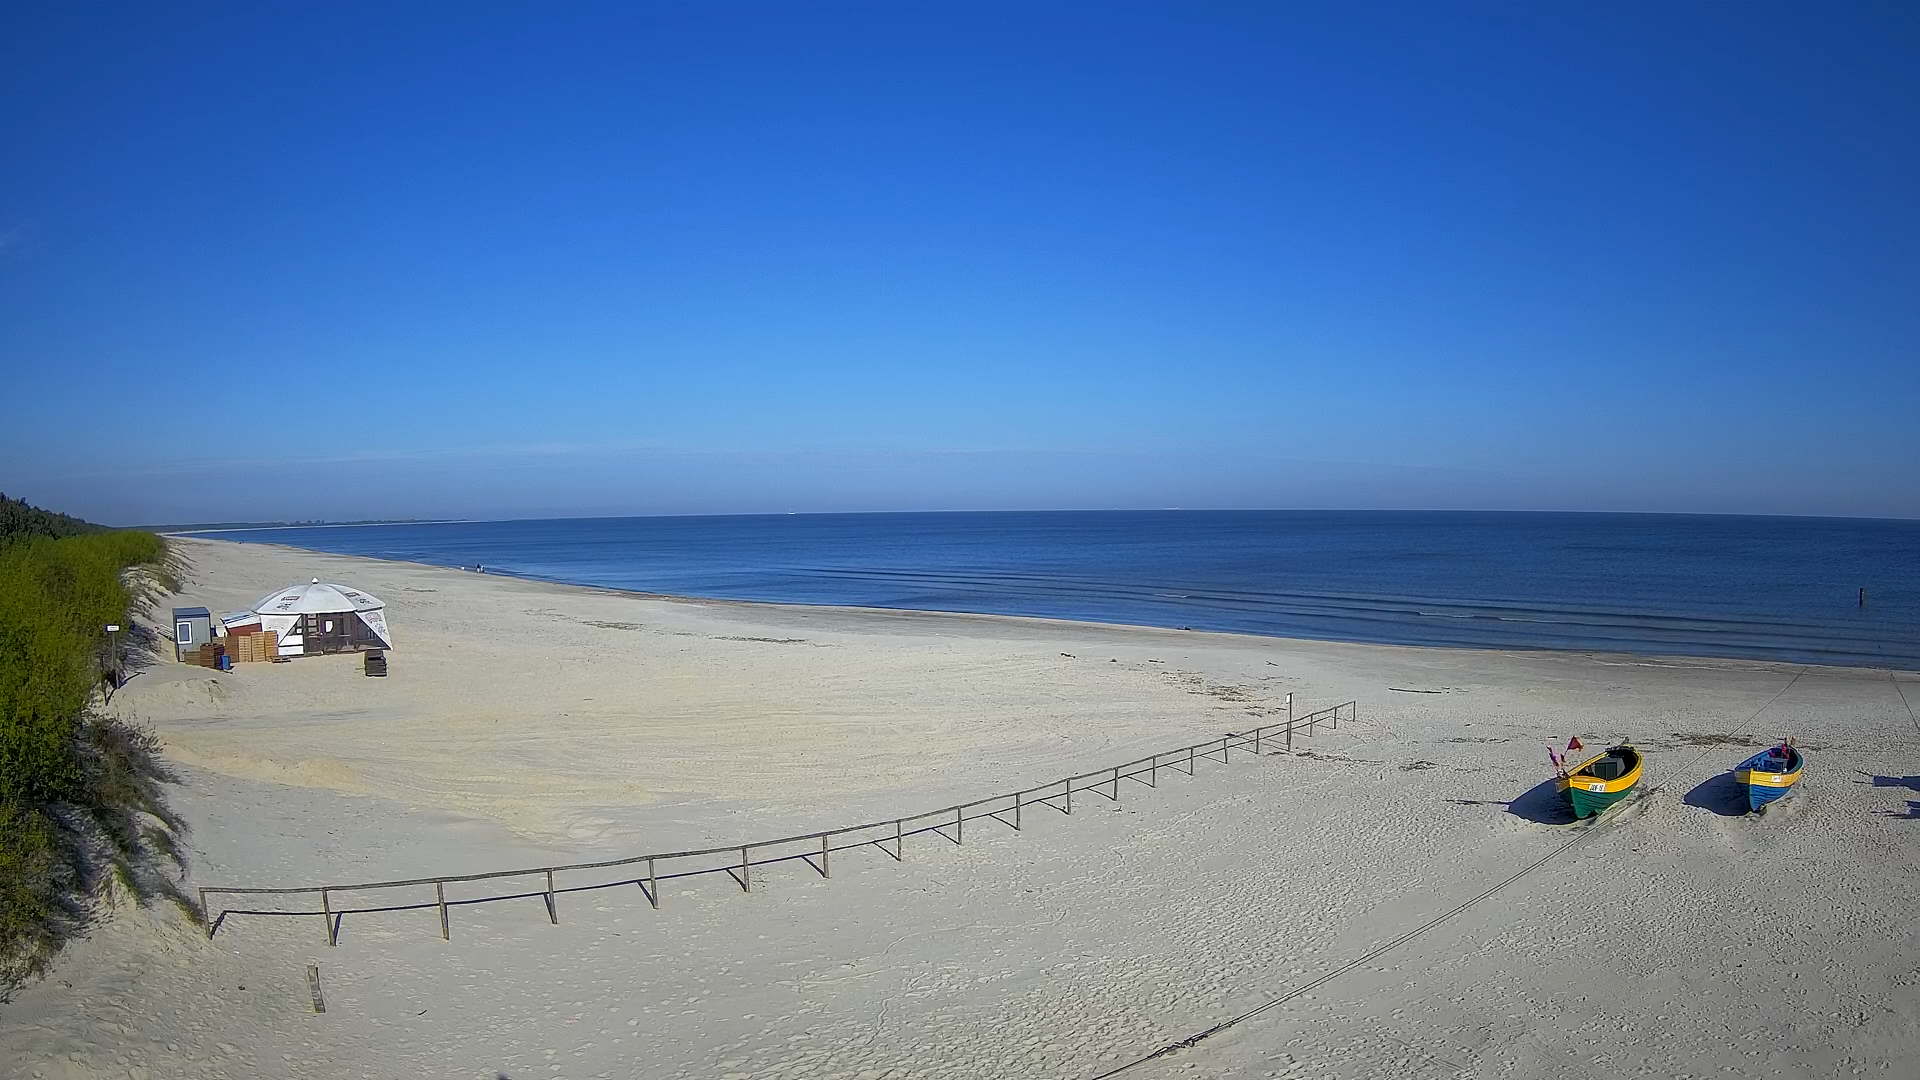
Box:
4;538;1918;1079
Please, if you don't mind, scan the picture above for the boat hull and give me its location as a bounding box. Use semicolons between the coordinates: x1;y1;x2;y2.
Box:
1734;747;1802;813
1745;782;1794;812
1566;779;1636;818
1556;744;1643;819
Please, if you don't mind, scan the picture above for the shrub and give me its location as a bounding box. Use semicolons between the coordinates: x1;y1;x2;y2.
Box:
0;527;190;993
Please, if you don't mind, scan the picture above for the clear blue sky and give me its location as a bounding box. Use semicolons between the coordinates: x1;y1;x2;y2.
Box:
4;2;1917;524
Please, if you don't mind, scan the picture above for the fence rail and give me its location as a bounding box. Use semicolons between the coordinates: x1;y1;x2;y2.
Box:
201;700;1358;945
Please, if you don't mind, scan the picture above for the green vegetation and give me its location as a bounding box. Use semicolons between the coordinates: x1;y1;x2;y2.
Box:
1;500;190;992
0;492;104;542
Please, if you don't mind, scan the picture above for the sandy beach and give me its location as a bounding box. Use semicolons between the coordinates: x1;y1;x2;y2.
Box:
4;536;1918;1080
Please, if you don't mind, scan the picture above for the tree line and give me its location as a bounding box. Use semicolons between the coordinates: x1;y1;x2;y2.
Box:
0;492;104;544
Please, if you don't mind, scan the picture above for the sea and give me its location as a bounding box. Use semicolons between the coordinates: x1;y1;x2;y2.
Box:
191;511;1920;671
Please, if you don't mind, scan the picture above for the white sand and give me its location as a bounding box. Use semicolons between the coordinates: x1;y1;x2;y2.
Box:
4;537;1918;1079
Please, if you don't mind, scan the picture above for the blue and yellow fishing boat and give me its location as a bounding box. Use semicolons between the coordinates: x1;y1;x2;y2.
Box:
1733;742;1802;813
1556;743;1642;818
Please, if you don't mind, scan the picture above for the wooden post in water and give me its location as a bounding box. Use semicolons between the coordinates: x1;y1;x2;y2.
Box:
321;889;335;947
436;881;449;940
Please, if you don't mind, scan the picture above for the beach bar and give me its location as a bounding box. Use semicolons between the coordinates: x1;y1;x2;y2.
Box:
250;579;394;658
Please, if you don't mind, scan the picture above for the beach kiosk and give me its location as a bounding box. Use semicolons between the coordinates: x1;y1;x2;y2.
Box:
250;579;394;658
171;606;213;662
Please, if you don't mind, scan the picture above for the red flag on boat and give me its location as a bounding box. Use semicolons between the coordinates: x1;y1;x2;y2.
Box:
1567;736;1584;752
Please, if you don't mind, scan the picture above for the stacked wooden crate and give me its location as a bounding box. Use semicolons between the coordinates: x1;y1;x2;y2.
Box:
226;630;279;663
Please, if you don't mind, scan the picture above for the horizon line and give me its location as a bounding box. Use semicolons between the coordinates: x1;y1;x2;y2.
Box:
150;506;1920;533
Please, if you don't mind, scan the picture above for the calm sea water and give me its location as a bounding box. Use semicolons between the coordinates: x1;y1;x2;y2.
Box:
193;511;1920;670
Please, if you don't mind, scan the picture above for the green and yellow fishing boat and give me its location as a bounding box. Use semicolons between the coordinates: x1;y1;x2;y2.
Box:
1556;743;1642;818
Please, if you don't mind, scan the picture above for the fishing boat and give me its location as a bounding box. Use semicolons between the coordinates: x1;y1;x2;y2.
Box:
1732;742;1803;813
1556;743;1643;818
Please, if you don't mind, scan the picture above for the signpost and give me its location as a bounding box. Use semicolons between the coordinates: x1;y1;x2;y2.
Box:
104;624;121;691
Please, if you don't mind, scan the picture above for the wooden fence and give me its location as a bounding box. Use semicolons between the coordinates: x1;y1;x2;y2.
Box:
200;700;1358;946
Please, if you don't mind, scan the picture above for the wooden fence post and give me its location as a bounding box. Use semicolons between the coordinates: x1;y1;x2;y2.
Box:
647;857;659;908
545;870;558;924
198;888;211;939
1065;777;1072;814
1255;725;1262;755
741;846;751;892
821;834;830;878
896;818;904;860
321;889;335;947
1014;790;1022;830
955;806;964;844
1112;766;1121;799
1187;745;1195;775
1148;754;1157;786
436;881;449;940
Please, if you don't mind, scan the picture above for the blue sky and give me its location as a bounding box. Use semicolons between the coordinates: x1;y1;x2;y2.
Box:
3;1;1917;524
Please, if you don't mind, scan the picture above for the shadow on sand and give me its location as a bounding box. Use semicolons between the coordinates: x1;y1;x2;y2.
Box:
1863;775;1920;818
1505;776;1579;825
1683;771;1749;817
1450;776;1582;825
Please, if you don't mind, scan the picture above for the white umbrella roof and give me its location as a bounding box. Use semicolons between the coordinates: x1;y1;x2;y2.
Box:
251;579;387;616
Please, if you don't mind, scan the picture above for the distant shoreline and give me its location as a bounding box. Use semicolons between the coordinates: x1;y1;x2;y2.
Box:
158;519;473;535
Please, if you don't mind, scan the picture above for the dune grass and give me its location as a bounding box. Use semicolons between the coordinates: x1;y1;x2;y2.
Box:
1;513;191;993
